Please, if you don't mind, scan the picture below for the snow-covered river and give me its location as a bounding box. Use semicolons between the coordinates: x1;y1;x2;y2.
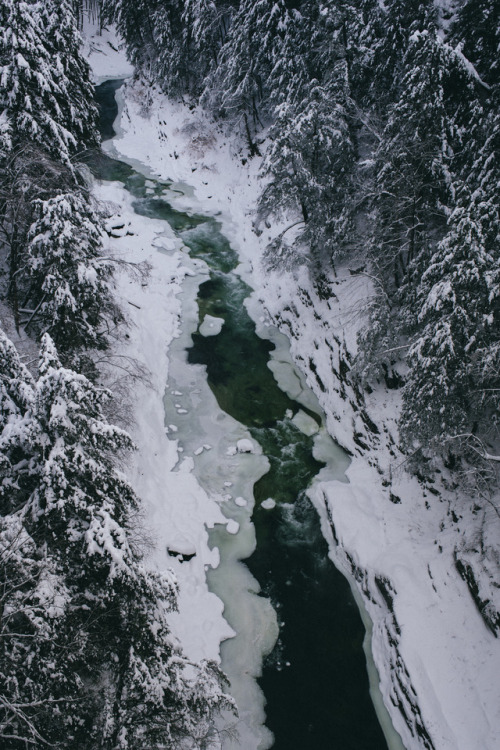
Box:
92;79;398;750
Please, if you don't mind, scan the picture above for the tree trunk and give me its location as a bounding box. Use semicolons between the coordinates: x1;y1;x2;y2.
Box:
244;113;260;157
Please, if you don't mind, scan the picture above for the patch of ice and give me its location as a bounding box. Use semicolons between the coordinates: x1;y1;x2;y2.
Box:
236;439;254;454
291;409;319;436
199;314;225;337
261;498;276;510
226;520;240;535
153;236;176;251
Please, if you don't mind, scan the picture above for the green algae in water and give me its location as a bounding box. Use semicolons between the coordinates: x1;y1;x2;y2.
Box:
132;194;207;232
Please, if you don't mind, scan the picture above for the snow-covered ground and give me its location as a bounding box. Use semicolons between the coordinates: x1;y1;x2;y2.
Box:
93;181;232;658
85;25;500;750
82;19;134;83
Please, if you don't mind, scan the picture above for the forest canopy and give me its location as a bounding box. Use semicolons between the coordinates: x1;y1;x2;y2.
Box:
103;0;500;484
0;2;230;746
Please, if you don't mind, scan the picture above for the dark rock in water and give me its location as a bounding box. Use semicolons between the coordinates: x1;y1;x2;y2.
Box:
167;547;196;562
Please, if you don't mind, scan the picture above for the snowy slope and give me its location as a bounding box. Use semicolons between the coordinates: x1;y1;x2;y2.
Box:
107;77;500;750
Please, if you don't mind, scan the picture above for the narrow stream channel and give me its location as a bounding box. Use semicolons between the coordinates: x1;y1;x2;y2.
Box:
92;79;394;750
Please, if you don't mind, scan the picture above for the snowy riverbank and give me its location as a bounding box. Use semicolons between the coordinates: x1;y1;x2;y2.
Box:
85;27;500;750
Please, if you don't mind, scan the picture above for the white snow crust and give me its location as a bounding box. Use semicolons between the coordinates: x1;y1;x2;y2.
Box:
199;314;225;337
94;180;234;663
85;24;500;750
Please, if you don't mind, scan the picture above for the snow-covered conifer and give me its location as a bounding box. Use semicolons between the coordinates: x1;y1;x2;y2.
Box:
450;0;499;88
27;334;137;555
401;200;500;464
37;0;99;151
0;335;233;747
368;0;436;104
25;191;118;355
0;327;35;515
371;30;478;301
259;67;355;272
0;513;78;748
204;0;291;141
179;0;226;95
0;0;100;330
0;326;34;428
0;0;85;163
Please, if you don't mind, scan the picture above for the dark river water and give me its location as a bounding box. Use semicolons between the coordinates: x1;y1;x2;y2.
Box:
92;79;391;750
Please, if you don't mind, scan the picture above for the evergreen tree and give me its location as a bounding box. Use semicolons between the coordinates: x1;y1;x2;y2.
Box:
369;30;478;308
0;109;10;157
104;0;158;77
400;199;500;465
345;0;385;102
24;191;119;356
259;65;355;273
108;0;188;95
0;142;77;333
0;326;34;429
267;6;306;104
180;0;227;95
0;327;35;515
30;335;231;748
150;0;185;95
38;0;99;150
0;513;74;749
368;0;436;106
450;0;500;88
0;0;96;164
0;333;232;747
356;26;487;387
0;0;99;331
299;0;353;80
0;332;90;748
203;0;291;145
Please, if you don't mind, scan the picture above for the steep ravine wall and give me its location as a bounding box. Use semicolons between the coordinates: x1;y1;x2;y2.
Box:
258;270;499;750
260;278;433;749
